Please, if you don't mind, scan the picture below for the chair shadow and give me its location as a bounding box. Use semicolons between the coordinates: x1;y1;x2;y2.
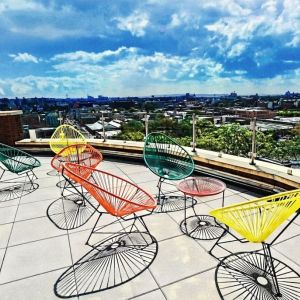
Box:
0;182;39;202
54;232;158;298
154;195;196;213
47;170;59;176
47;194;97;230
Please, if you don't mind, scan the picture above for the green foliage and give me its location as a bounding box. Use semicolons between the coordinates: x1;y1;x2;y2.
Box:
118;115;299;163
122;120;144;132
277;110;300;117
117;131;145;141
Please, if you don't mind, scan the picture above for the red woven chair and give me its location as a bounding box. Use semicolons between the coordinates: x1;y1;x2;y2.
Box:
54;162;158;297
47;144;103;230
51;144;103;175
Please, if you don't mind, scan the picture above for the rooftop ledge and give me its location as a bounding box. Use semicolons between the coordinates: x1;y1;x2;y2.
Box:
16;138;300;191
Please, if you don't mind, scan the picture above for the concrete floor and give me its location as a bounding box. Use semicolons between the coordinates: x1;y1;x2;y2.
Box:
0;156;299;299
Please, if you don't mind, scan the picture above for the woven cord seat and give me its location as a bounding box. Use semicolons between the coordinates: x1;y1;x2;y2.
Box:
210;189;300;243
49;124;86;155
209;189;300;299
63;162;156;217
54;162;158;296
0;143;40;175
51;144;103;176
144;132;194;212
0;143;40;201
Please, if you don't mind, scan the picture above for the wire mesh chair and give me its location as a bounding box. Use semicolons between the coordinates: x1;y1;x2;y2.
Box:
144;132;195;212
51;144;103;179
0;143;40;201
47;144;103;230
49;124;86;155
209;189;300;299
0;142;40;184
54;162;158;297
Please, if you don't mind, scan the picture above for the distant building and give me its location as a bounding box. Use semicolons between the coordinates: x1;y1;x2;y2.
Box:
226;108;276;119
45;112;59;127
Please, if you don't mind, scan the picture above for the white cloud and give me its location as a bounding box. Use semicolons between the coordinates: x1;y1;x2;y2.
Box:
0;0;46;13
10;25;89;40
1;66;299;98
0;87;5;96
51;48;223;83
116;11;149;37
52;47;137;62
201;0;252;16
11;82;33;95
228;42;247;57
205;0;300;53
9;52;39;63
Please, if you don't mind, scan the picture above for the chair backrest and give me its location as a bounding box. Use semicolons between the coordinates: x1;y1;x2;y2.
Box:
143;132;194;180
63;162;156;217
210;189;300;243
49;125;86;154
0;143;41;174
51;144;103;176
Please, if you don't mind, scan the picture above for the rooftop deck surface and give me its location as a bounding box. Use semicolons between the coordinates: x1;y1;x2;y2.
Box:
0;157;299;300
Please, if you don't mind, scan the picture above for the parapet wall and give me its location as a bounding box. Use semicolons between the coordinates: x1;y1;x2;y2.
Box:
15;138;300;191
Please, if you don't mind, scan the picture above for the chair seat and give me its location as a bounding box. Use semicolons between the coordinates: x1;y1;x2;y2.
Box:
0;144;41;174
51;144;103;177
144;133;194;180
146;155;193;180
63;163;157;217
50;125;87;154
210;189;300;243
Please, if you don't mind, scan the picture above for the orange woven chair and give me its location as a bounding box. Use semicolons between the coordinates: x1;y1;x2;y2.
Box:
47;144;103;230
54;162;158;297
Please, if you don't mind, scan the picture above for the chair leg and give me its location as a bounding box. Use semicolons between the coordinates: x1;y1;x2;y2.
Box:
157;177;163;205
86;212;102;247
262;243;282;297
0;168;5;181
208;228;228;258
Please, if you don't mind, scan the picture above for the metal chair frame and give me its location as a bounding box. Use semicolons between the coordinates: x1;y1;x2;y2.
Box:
0;142;40;187
144;132;195;212
53;163;158;296
209;189;300;299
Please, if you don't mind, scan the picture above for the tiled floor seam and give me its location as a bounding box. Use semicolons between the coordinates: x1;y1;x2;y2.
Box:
273;248;300;268
127;288;162;300
0;177;27;272
57;175;80;299
2;231;68;249
273;232;300;246
145;268;168;300
0;195;62;208
132;266;217;299
0;266;69;286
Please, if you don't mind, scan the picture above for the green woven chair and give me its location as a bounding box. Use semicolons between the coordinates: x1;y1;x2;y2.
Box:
144;132;194;212
0;143;41;185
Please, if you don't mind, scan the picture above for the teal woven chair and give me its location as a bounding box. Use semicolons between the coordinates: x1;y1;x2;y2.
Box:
0;143;41;185
144;132;194;212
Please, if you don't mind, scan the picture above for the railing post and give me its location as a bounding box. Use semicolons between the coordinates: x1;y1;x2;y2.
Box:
250;117;257;165
58;111;63;125
101;111;106;142
145;114;149;137
192;113;196;152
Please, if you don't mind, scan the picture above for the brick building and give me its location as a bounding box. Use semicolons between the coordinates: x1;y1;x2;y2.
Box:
0;110;23;145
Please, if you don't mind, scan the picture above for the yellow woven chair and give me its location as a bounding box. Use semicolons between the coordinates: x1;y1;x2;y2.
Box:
209;189;300;299
49;125;87;155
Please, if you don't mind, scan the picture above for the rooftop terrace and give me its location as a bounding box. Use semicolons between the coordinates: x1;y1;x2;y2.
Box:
0;156;299;299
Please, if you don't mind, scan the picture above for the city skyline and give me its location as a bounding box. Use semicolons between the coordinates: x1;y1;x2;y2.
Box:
0;0;300;98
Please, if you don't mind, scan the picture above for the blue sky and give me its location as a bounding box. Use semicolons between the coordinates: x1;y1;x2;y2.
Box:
0;0;300;97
